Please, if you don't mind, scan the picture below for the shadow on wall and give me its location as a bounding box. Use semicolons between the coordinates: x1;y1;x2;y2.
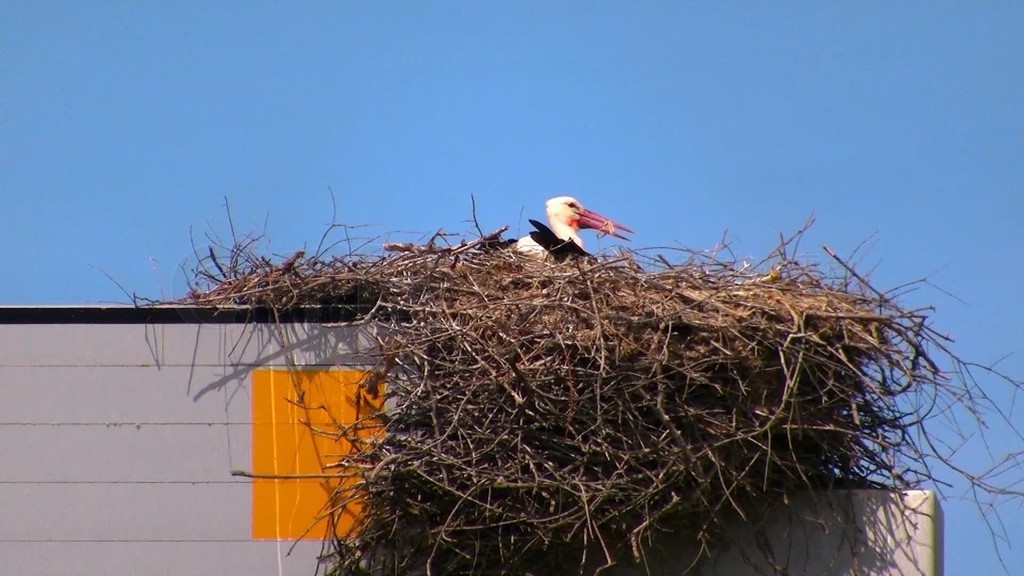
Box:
170;322;383;403
596;490;940;576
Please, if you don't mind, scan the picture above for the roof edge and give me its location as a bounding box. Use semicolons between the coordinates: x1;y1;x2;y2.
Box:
0;305;361;324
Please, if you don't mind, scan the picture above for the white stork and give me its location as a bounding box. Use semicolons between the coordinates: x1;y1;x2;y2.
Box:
515;196;633;261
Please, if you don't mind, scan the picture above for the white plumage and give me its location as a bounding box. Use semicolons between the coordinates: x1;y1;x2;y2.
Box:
515;196;632;261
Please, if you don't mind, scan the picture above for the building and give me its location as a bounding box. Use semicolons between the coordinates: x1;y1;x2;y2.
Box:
0;306;941;576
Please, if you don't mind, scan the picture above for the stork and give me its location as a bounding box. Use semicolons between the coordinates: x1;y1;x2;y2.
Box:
515;196;633;261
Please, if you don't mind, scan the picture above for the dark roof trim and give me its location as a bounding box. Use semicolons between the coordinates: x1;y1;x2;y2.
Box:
0;306;362;325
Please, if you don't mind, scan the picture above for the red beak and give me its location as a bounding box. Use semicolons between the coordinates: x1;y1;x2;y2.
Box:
577;209;634;240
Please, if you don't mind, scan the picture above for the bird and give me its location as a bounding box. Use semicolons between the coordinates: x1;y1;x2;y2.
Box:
515;196;633;261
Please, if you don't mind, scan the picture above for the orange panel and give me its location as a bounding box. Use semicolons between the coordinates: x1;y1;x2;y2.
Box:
251;369;384;540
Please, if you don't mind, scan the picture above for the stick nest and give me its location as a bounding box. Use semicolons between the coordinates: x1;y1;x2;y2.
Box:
185;228;955;576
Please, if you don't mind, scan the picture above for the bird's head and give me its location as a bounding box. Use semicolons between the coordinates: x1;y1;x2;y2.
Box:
545;196;633;240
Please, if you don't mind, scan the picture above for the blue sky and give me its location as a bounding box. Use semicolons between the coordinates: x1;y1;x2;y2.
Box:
2;2;1022;572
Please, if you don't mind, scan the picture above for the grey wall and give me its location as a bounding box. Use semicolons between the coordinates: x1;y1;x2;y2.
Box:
0;320;377;576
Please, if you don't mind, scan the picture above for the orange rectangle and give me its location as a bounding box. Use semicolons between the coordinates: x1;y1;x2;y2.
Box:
251;368;383;540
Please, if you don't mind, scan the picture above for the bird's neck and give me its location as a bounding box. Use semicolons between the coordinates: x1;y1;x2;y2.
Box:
548;217;583;248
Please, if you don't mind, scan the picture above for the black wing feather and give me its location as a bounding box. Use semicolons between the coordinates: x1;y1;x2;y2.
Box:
528;219;591;261
482;237;519;251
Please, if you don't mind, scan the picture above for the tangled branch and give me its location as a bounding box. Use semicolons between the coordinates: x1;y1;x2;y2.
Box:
181;225;1020;576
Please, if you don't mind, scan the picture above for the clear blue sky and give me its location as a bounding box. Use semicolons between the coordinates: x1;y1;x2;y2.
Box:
3;2;1022;572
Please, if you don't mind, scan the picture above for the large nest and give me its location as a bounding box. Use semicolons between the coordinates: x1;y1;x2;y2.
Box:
186;228;962;575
